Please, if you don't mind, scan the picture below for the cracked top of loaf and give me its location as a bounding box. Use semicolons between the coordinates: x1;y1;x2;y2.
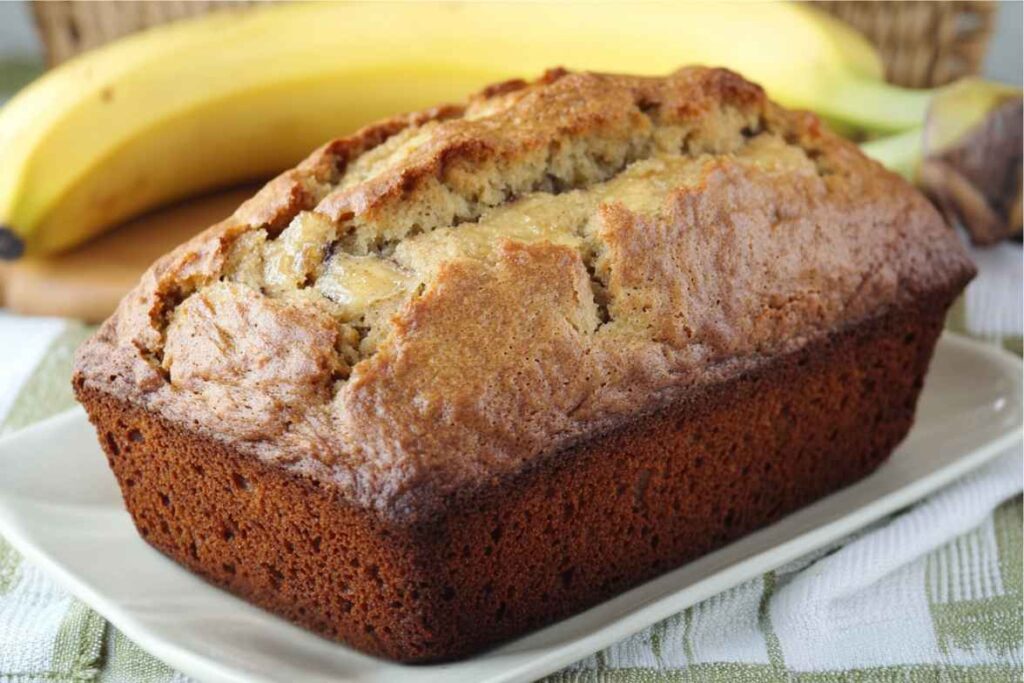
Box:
74;67;974;522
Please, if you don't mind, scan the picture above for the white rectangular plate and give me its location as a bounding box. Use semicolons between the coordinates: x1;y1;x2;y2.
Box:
0;332;1020;683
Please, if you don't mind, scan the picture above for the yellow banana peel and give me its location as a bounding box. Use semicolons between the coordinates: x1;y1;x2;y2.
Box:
0;1;939;257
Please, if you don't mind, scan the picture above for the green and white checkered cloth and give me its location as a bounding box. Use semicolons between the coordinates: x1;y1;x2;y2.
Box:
0;311;1020;683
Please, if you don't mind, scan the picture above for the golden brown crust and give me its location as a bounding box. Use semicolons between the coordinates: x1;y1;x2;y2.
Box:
73;67;976;522
235;104;467;232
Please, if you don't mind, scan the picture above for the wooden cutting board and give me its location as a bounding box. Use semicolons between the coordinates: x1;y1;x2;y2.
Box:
0;185;260;322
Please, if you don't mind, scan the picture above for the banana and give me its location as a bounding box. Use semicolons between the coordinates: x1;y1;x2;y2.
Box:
0;1;930;258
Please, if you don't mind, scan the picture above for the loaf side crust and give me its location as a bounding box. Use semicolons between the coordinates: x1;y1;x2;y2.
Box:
76;285;953;661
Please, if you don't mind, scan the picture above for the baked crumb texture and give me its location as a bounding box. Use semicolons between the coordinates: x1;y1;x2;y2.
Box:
74;67;974;661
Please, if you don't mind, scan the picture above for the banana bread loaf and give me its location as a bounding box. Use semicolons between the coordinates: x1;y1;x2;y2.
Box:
73;67;974;662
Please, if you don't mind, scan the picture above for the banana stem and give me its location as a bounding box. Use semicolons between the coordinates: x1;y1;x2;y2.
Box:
860;128;923;180
861;87;1023;246
819;76;934;135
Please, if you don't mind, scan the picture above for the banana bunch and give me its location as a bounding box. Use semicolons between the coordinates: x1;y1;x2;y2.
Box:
0;1;1001;257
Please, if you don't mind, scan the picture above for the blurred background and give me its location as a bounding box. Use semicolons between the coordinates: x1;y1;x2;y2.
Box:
2;1;1021;86
0;0;1020;332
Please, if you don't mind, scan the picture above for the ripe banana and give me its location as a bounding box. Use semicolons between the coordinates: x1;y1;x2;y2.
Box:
0;1;932;258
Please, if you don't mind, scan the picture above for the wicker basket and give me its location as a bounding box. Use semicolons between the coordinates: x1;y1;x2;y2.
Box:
814;1;996;88
32;1;996;89
31;1;255;67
